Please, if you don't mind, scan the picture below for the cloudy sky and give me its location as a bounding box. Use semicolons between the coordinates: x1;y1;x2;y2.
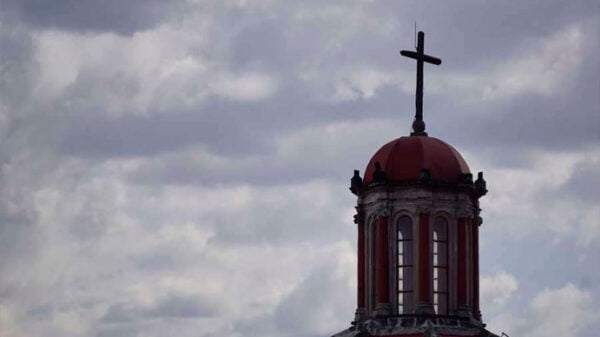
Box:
0;1;599;336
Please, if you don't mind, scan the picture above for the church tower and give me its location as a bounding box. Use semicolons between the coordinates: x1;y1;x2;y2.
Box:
333;32;499;337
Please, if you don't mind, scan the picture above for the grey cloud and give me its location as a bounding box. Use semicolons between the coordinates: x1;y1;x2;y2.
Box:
135;252;177;271
2;1;600;337
96;325;141;337
15;0;593;168
0;20;36;114
103;303;140;324
386;0;599;70
51;20;598;173
149;295;216;318
209;185;355;245
274;264;354;337
428;50;599;168
58;103;273;158
562;158;600;200
103;295;216;324
227;17;290;73
479;229;599;304
3;0;187;35
56;87;403;160
26;304;55;320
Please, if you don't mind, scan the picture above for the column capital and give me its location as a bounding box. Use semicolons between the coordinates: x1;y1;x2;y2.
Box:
416;204;432;214
354;208;365;224
456;208;474;218
353;307;367;323
375;206;391;217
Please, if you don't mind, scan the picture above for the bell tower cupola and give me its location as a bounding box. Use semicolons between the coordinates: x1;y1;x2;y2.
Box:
333;31;499;337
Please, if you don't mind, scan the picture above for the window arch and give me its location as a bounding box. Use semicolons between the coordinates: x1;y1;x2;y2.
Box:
433;217;449;315
397;215;414;314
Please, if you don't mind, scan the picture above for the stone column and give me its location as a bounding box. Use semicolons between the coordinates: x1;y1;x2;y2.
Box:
375;214;390;316
472;218;481;320
416;212;434;314
456;217;471;317
354;212;367;322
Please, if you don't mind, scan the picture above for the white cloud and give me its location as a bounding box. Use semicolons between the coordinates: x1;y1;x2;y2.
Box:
579;206;600;246
122;118;403;186
290;2;395;52
277;118;401;166
430;25;586;102
477;146;600;244
489;283;598;337
0;150;358;336
0;304;19;337
33;31;82;98
482;25;584;100
480;271;518;311
31;19;277;117
32;25;209;115
274;241;356;336
211;72;278;101
527;283;597;337
289;2;400;103
297;21;588;105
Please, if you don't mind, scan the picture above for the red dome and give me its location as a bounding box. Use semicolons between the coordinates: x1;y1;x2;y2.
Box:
363;136;470;184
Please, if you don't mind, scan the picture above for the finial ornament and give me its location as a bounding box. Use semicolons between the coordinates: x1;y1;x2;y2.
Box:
400;31;442;136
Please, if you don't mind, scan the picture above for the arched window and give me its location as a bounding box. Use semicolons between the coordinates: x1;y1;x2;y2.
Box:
397;216;414;314
433;217;449;315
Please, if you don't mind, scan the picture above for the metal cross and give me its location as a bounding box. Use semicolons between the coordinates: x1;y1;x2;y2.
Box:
400;31;442;136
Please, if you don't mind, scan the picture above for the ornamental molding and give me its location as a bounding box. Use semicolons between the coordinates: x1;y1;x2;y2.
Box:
391;208;418;220
455;204;477;218
361;191;390;205
417;204;433;214
374;205;391;217
359;188;477;221
455;208;474;218
360;188;473;207
332;317;493;337
431;208;454;219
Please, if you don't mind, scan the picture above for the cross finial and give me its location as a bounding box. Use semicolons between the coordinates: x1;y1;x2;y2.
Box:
400;31;442;136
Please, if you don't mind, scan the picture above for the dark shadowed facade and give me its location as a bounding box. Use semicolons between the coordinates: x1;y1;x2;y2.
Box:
331;32;500;337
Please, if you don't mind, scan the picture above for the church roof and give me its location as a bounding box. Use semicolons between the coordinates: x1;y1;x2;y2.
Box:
363;135;470;185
